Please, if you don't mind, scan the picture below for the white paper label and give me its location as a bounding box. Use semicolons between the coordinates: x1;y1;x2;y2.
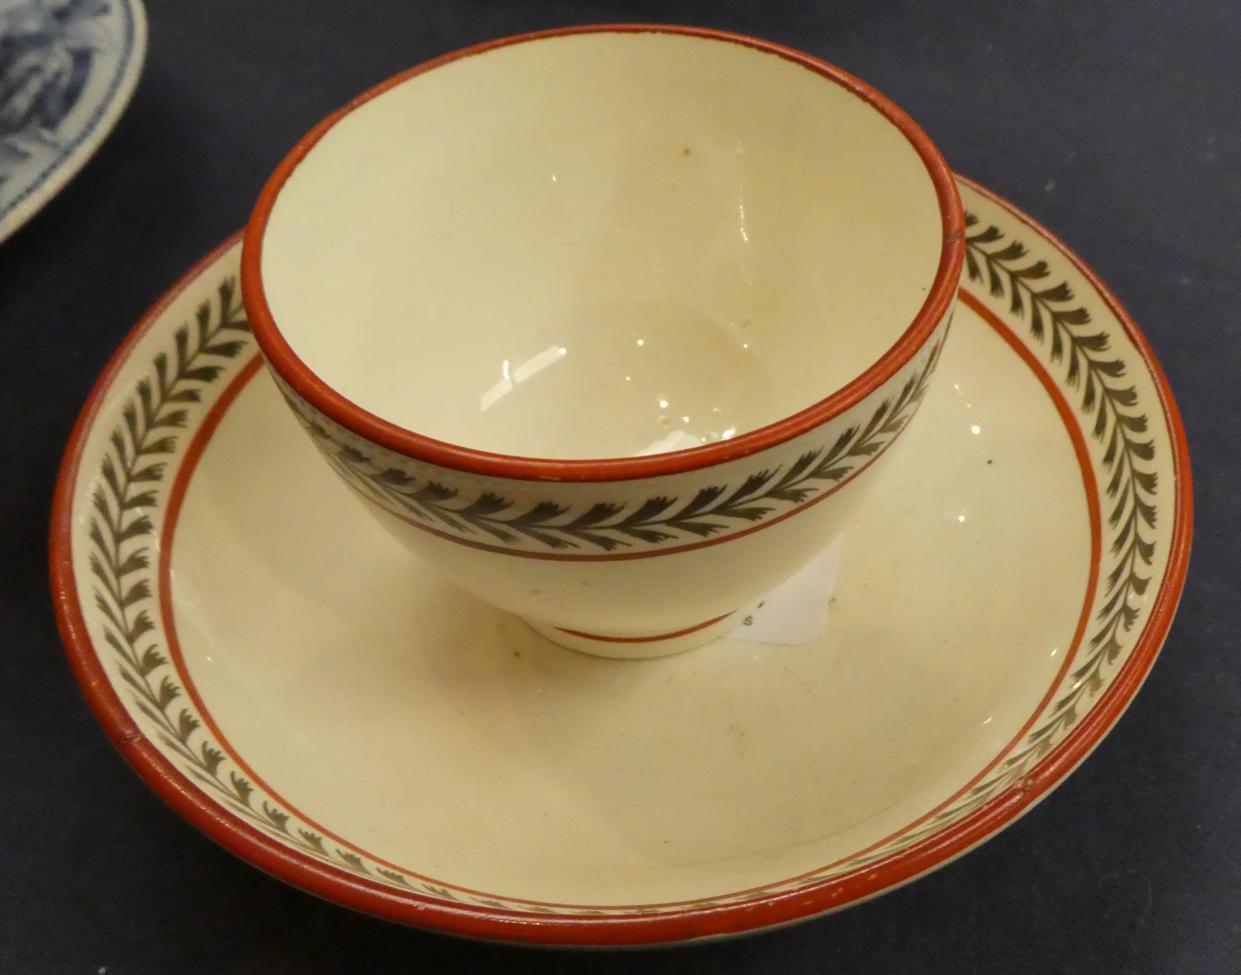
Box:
729;539;843;645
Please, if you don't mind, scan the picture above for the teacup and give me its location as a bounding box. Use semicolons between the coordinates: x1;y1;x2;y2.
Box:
241;25;965;658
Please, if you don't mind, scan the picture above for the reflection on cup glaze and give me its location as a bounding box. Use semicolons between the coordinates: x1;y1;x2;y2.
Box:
467;302;773;458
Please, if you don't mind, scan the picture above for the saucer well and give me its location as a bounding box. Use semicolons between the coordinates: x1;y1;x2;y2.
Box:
0;0;147;242
50;177;1191;945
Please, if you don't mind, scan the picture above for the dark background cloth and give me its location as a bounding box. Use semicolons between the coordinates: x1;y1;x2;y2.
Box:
3;1;1237;972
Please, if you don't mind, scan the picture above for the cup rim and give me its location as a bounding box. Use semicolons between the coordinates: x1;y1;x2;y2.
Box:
241;23;966;484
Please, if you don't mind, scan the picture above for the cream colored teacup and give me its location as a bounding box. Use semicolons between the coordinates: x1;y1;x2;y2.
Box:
242;25;965;658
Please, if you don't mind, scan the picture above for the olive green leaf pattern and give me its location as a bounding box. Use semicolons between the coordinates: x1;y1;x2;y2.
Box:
84;277;451;900
290;340;943;554
787;211;1163;880
964;212;1156;696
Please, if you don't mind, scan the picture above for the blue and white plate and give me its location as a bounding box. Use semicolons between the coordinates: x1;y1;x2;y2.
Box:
0;0;146;242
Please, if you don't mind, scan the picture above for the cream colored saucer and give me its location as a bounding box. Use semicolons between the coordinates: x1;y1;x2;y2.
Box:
51;178;1191;945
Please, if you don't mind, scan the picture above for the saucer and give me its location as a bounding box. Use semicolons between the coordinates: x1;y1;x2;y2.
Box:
50;177;1191;945
0;0;146;242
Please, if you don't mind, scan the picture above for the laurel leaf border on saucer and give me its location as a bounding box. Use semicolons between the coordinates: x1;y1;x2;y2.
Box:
81;197;1162;909
811;212;1159;874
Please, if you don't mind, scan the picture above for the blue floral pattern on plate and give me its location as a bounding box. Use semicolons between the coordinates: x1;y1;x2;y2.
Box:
0;0;145;241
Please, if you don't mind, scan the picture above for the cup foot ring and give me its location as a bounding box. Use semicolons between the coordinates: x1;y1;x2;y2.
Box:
524;612;737;659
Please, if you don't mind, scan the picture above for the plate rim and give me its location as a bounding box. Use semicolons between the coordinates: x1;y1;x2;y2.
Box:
0;0;148;243
48;176;1193;945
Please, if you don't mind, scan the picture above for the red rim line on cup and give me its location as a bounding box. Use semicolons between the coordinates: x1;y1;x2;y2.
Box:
240;23;966;483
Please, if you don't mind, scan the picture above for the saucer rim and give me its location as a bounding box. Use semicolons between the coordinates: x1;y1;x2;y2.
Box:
241;22;966;483
49;177;1193;945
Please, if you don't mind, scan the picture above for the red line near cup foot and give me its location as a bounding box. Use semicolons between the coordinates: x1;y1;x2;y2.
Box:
556;612;735;643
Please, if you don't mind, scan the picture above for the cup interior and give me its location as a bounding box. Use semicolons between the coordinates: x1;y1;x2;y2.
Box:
258;30;947;460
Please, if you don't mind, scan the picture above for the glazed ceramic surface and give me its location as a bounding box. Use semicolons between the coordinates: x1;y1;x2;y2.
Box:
243;26;965;652
0;0;146;242
52;178;1191;944
257;29;945;453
